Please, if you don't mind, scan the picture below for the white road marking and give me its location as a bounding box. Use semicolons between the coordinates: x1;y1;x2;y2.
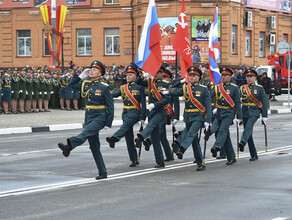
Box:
272;217;287;220
0;145;291;198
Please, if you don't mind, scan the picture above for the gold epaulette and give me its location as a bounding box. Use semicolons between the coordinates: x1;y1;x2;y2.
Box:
199;84;207;88
162;80;170;83
101;82;109;86
255;84;263;87
230;83;237;87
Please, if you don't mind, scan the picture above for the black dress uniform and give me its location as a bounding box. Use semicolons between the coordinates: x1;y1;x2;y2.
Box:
106;65;146;167
58;61;114;180
135;70;171;168
239;69;268;161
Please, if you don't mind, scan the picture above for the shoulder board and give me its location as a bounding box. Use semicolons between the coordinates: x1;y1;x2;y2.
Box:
255;84;263;87
199;84;207;88
83;80;91;83
101;82;109;86
230;83;237;87
162;80;170;83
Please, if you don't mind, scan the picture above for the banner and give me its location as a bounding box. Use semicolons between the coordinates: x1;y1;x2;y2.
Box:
0;0;34;8
158;17;178;64
244;0;292;13
35;0;90;7
191;16;221;64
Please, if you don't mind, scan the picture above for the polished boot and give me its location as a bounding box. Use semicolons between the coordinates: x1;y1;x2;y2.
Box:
106;137;119;148
58;143;72;157
95;172;107;180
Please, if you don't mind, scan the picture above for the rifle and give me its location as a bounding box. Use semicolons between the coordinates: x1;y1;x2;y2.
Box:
137;121;144;164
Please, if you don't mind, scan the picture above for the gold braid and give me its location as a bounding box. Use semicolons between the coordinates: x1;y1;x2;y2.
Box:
81;80;90;98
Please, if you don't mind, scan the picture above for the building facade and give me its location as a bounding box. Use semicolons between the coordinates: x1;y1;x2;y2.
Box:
0;0;291;69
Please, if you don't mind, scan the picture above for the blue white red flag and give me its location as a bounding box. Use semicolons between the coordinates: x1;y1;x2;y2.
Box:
208;7;221;85
135;0;162;77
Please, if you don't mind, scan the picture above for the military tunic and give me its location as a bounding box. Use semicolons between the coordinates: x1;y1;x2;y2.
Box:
2;76;11;102
19;75;27;99
32;78;40;100
111;82;146;162
11;75;19;99
51;78;60;109
59;75;68;99
39;77;46;99
210;82;242;162
170;83;212;167
44;77;52;100
240;84;268;158
26;77;33;100
67;75;114;175
135;77;171;165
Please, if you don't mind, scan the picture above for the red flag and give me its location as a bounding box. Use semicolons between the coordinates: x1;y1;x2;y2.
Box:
173;0;193;81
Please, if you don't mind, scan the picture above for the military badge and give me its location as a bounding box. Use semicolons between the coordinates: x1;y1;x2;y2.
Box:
195;91;201;96
254;90;257;94
132;90;140;95
226;89;230;94
95;89;102;96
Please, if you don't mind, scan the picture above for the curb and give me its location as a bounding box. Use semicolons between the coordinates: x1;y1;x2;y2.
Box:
0;109;291;135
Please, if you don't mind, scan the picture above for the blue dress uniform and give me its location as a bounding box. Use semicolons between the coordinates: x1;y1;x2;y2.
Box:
106;65;146;167
135;73;171;168
59;75;68;100
2;75;11;103
239;69;268;160
58;61;114;180
169;67;212;170
210;68;242;165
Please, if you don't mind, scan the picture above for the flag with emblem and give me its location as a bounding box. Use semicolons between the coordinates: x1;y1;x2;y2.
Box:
208;7;221;85
135;0;162;77
173;0;192;82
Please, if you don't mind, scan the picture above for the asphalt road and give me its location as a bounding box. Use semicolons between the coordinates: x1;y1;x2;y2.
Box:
0;113;292;220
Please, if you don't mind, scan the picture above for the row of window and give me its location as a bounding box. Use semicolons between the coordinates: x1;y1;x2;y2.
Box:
17;28;120;57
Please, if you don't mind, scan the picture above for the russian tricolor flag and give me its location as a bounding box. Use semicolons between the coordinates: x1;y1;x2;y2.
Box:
135;0;162;77
208;7;221;85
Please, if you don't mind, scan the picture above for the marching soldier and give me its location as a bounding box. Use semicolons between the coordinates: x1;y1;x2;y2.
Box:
163;66;212;171
11;68;19;114
32;72;40;113
25;71;33;113
38;71;46;112
209;68;242;165
58;61;114;180
2;74;12;114
238;69;268;161
106;65;146;167
18;68;27;113
134;67;172;168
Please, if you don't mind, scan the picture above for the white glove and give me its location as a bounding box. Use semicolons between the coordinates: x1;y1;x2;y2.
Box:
32;92;34;95
44;92;47;95
204;122;210;130
212;108;217;114
172;119;178;126
26;91;28;95
39;92;42;95
19;90;23;93
78;68;90;80
146;103;155;111
235;119;242;125
104;126;110;130
143;72;153;79
12;91;14;94
262;117;267;125
161;90;170;95
50;91;54;94
180;78;186;84
141;120;145;127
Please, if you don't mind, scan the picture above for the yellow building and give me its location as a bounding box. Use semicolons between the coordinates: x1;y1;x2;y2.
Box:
0;0;291;69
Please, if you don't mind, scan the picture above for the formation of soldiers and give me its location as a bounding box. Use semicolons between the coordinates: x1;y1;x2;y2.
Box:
57;60;268;180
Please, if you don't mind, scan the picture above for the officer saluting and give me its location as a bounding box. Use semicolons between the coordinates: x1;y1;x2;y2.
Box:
106;65;146;167
163;66;212;171
238;69;268;161
209;67;242;165
58;61;114;180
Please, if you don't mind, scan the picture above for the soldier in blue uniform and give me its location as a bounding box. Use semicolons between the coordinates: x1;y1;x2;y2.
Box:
11;68;19;114
209;68;242;165
58;61;114;180
106;65;146;167
2;74;12;114
238;69;268;161
134;67;171;168
163;66;212;171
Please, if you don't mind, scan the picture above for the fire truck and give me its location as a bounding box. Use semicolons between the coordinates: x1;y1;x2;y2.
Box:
256;51;292;96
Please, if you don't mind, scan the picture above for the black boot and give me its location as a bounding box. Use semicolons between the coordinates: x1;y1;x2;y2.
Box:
129;160;139;167
58;143;72;157
106;136;119;148
249;155;258;161
164;153;174;162
176;147;185;160
172;141;180;153
210;147;219;158
143;138;151;151
226;158;237;165
196;165;206;171
238;141;245;152
95;172;107;180
135;134;144;148
154;162;165;168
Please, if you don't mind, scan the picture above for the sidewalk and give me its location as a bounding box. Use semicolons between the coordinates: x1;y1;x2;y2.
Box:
0;97;291;135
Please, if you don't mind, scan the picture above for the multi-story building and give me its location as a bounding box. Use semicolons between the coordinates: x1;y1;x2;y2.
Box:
0;0;291;69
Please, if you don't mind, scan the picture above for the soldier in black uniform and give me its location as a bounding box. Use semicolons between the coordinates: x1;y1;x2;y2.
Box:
58;61;114;180
106;65;146;167
50;72;60;109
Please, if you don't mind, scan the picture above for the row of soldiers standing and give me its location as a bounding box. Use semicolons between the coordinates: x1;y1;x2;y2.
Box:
57;60;268;180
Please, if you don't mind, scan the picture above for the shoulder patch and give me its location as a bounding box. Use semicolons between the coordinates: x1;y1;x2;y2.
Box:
83;80;91;83
101;82;109;86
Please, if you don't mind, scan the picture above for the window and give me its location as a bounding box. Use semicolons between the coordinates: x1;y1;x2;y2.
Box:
283;34;288;42
17;30;31;56
43;30;50;56
105;28;120;55
245;31;251;56
77;28;92;56
104;0;119;4
259;32;264;57
231;25;237;54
